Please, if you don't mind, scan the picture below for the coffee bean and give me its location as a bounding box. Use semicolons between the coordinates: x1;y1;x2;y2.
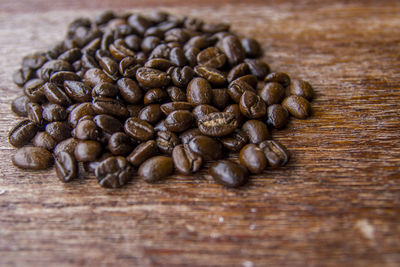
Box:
194;65;226;87
185;36;210;50
11;95;30;117
24;79;46;103
108;132;134;155
156;130;180;154
139;104;163;124
227;63;250;82
68;102;95;127
209;160;248;188
42;82;72;107
187;77;212;106
165;28;190;44
289;79;314;100
198;112;238;137
267;104;289;129
259;140;290;167
53;137;79;155
220;35;245;66
167;86;187;102
136;67;171;88
58;48;82;63
171;66;194;88
116;78;143;104
264;72;291;88
242;120;269;144
93;114;123;134
8;120;39;147
179;128;202;144
119;56;141;78
74;119;100;140
145;58;173;71
127;140;158;167
26;103;43;125
227;79;255;103
141;36;161;53
239;144;267;174
184;46;200;67
38;60;73;81
235;74;258;89
169;47;187;66
109;41;135;61
12;146;53;170
50;71;81;85
92;97;129;117
245;59;270;79
224;104;244;126
55;151;78;182
74;140;102;162
164;110;193;132
239;90;266;119
211;88;230;110
144;88;169;105
92;82;119;98
160;102;192;116
154;120;167;132
13;68;33;86
192;104;219;123
220;129;248;152
32;131;57;151
95;156;134;188
241;38;262;58
197;47;226;68
258;82;285;105
45;121;71;142
42;103;67;122
138;156;174;183
172;144;202;174
282;95;311;119
188;135;223;160
124;117;154;141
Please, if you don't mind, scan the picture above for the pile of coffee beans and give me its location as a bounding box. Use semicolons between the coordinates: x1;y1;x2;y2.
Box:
8;10;313;188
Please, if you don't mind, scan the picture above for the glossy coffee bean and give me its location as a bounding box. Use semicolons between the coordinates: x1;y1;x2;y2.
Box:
53;137;79;155
242;120;269;144
12;146;53;170
259;140;290;167
241;38;262;58
55;151;78;182
172;144;202;174
167;86;187;102
239;90;266;119
264;72;291;88
42;103;67;122
68;102;95;127
50;71;80;85
13;67;33;86
74;119;100;140
164;110;193;132
108;132;133;155
212;88;230;110
227;79;255;103
119;56;141;78
32;131;56;151
74;140;102;162
192;104;219;122
93;114;123;134
267;104;289;129
127;140;158;167
8;120;39;147
184;46;200;67
220;129;248;152
179;128;202;144
235;74;258;89
187;77;212;106
209;160;248;188
92;82;119;98
258;82;285;105
83;68;113;87
138;104;163;124
117;78;143;104
154;120;167;132
196;47;226;69
144;88;169;105
145;58;173;71
220;35;245;66
26;103;43;125
45;121;71;142
156;130;180;154
188;135;223;160
124;117;154;141
198;112;238;137
239;144;267;174
194;65;226;87
136;67;171;88
42;82;72;107
92;97;129;117
245;59;270;79
138;156;174;183
95;156;134;188
227;63;250;82
171;66;194;88
11;95;30;117
289;79;314;100
224;104;244;126
160;102;192;116
282;95;311;119
24;79;46;103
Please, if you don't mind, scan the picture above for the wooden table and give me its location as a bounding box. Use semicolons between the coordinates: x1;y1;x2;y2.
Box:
0;1;399;266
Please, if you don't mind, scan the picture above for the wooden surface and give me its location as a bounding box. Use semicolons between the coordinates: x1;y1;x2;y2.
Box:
1;1;400;266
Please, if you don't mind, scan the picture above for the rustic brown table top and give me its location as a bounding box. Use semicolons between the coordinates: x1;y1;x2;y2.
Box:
0;1;399;266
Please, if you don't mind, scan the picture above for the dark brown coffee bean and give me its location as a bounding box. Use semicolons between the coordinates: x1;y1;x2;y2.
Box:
141;36;161;53
241;38;262;58
196;47;226;69
164;110;193;132
282;95;311;119
38;60;73;81
32;131;56;151
184;17;203;31
13;68;33;86
139;104;163;124
136;67;170;88
124;117;154;141
24;79;46;103
227;63;250;82
187;77;212;106
258;82;285;105
154;120;167;132
124;35;142;51
92;82;119;98
171;66;194;88
58;48;82;63
188;135;223;160
138;156;173;183
74;119;100;140
42;82;72;107
118;56;140;78
26;103;43;125
259;140;290;167
289;79;314;100
55;151;78;182
149;44;171;59
50;71;80;85
144;88;169;105
160;102;192;116
8;120;39;147
12;146;53;170
184;46;200;67
209;160;248;188
212;88;230;110
202;22;230;33
74;140;102;162
220;35;245;66
227;79;255;103
267;104;289;129
224;104;245;126
185;36;210;50
169;47;186;66
127;140;158;167
239;144;267;174
116;78;143;104
235;74;258;89
172;144;202;174
92;97;129;117
198;112;238;137
95;156;134;188
128;14;153;35
156;130;180;154
145;58;173;71
127;105;143;118
108;132;133;155
68;102;95;127
167;86;187;102
41;103;67;122
22;53;47;69
53;137;79;155
165;28;190;44
45;121;71;142
93;114;123;134
242;120;269;144
220;129;248;152
192;104;219;123
245;59;270;80
84;68;113;87
11;95;30;117
264;72;291;88
194;65;226;87
239;90;267;119
109;41;135;61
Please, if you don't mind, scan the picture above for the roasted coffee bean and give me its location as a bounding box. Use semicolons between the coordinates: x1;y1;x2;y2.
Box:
119;56;140;78
165;28;190;44
45;121;71;142
141;36;161;53
258;82;285;105
22;53;47;69
24;79;46;103
224;104;244;126
259;140;290;167
41;103;67;122
26;103;43;125
11;95;30;117
12;146;53;170
245;59;270;79
169;47;186;66
58;48;82;63
171;66;194;88
128;14;153;35
8;120;39;147
267;104;289;129
95;156;134;188
227;63;250;82
235;74;258;89
55;151;78;182
242;120;269;144
241;38;262;58
108;132;133;155
32;131;57;151
239;90;266;119
13;68;33;86
209;160;248;188
42;82;72;107
192;104;219;123
53;137;79;155
149;44;171;59
156;130;180;154
282;95;311;119
139;104;163;124
202;22;230;33
92;97;129;117
239;144;267;174
68;102;95;127
145;58;173;71
84;68;113;87
264;72;291;88
144;88;169;105
136;67;170;88
38;60;73;81
185;35;210;50
289;79;314;100
172;144;202;174
194;65;226;86
227;79;255;103
124;117;154;141
138;156;174;183
92;82;119;98
127;105;143;118
160;102;192;116
50;71;80;85
198;112;238;137
164;110;193;132
220;35;245;66
116;78;143;104
74;140;102;162
187;77;212;106
74;119;100;140
212;88;230;110
109;41;135;61
93;114;123;134
154;120;167;131
188;135;223;160
167;86;187;102
184;46;200;67
124;35;142;51
220;129;248;152
127;140;158;167
197;47;226;68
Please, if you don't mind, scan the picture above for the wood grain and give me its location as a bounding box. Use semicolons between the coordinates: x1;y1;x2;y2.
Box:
0;1;400;266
